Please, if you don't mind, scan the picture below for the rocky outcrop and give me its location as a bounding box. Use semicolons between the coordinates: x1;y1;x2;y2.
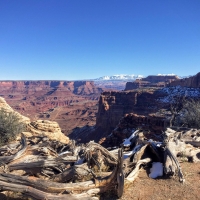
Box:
96;89;160;133
101;113;168;146
169;72;200;88
26;120;69;144
0;97;30;123
0;97;69;143
125;75;179;90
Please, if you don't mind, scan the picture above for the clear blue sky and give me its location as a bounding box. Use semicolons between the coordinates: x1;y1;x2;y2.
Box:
0;0;200;80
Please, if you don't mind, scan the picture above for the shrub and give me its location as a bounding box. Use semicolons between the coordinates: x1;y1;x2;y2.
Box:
0;108;26;146
181;99;200;129
174;99;200;129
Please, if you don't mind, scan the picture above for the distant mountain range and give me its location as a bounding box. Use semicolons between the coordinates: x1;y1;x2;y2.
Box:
94;74;144;81
93;74;191;81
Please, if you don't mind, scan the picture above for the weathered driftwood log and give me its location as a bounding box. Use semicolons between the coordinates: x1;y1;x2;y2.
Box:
0;164;117;193
0;134;27;165
0;180;96;200
165;147;185;182
52;163;97;182
163;128;185;182
84;141;118;166
116;148;124;198
9;156;77;171
131;144;148;163
0;147;122;199
126;158;152;183
184;141;200;147
52;166;74;182
0;141;21;155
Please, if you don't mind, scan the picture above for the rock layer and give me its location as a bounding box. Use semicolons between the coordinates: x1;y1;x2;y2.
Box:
125;75;179;90
96;89;161;133
169;72;200;88
27;120;69;144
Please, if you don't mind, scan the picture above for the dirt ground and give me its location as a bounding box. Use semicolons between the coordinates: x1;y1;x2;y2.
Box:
101;162;200;200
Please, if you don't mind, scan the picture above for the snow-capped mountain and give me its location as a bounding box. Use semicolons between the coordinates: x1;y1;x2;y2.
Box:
95;74;144;81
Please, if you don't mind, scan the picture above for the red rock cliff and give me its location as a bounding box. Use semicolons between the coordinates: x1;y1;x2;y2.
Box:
125;75;179;90
96;89;160;133
0;81;102;96
169;72;200;88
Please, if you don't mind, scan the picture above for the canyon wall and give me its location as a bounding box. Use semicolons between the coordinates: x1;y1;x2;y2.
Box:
125;75;179;90
142;75;179;83
0;80;103;96
101;113;167;146
96;89;161;133
169;72;200;88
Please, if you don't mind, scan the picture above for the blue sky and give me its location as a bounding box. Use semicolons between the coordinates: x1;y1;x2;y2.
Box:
0;0;200;80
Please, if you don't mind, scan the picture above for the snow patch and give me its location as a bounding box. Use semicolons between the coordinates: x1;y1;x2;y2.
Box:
149;162;163;179
158;86;200;103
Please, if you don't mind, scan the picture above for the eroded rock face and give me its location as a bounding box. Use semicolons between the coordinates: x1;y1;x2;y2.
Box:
125;75;179;90
0;97;30;124
96;89;160;133
27;120;69;144
169;72;200;88
100;112;168;146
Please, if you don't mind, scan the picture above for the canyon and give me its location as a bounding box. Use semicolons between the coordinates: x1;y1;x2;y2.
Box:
95;72;200;142
0;80;103;135
0;72;199;143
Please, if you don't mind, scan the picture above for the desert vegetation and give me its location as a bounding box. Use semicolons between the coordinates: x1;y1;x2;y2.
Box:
0;108;26;146
180;99;200;128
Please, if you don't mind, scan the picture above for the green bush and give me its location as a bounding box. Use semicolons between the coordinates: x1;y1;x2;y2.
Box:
0;108;26;146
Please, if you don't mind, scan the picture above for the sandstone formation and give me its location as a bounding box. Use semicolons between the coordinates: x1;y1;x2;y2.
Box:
125;75;179;90
105;113;167;146
0;97;30;123
169;72;200;88
26;120;69;144
96;89;162;134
